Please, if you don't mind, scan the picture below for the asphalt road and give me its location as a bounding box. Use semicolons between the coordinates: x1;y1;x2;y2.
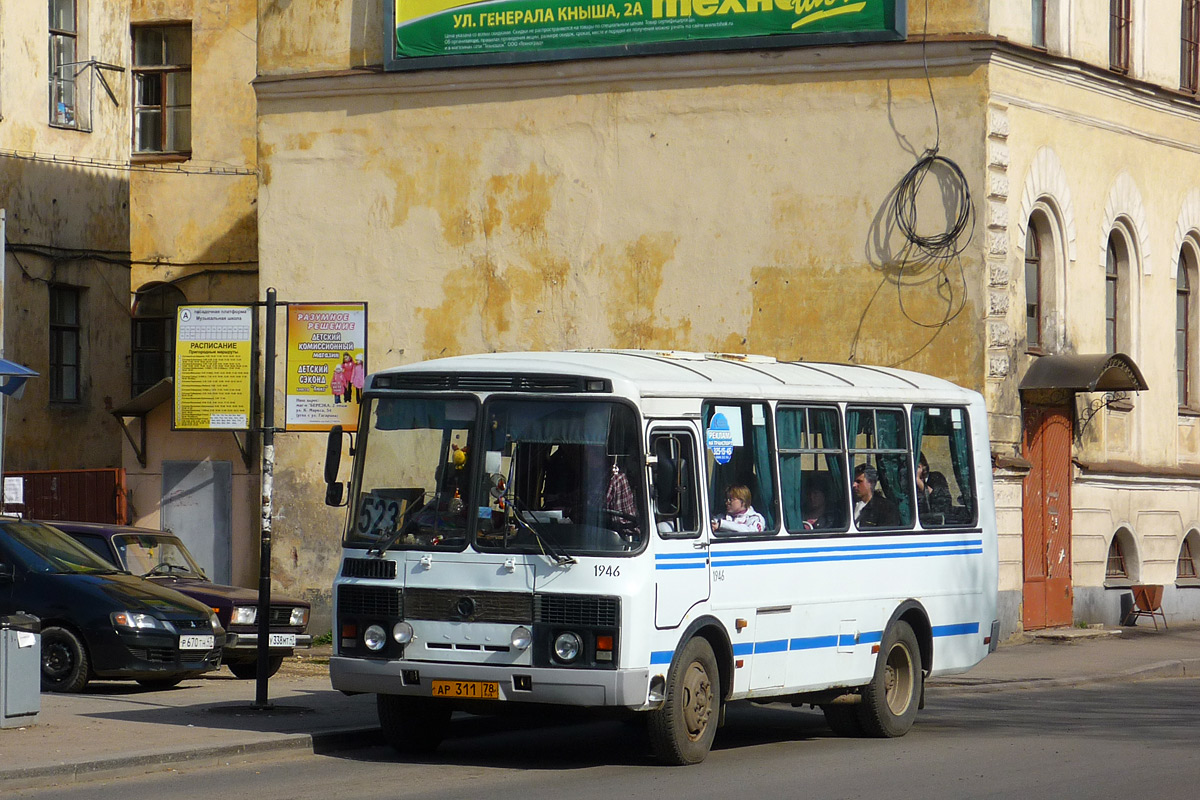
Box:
12;679;1200;800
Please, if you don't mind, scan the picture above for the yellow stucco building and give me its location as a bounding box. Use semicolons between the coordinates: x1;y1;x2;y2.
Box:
254;1;1200;638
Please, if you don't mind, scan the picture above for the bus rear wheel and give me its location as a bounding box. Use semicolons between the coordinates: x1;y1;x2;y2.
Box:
857;620;922;738
377;694;452;755
647;636;720;765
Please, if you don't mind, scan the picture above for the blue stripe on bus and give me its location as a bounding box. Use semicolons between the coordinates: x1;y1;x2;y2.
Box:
710;547;983;567
716;539;983;558
655;562;709;570
931;622;980;637
652;621;980;666
655;552;709;560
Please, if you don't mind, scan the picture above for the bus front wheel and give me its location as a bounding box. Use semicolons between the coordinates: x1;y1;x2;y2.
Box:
857;620;922;738
377;694;452;755
647;636;721;765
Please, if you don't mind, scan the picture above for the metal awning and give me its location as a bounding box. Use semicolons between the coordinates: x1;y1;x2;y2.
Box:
110;378;252;469
1019;353;1148;393
0;358;38;398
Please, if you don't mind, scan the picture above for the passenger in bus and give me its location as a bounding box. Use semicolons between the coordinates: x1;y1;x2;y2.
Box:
802;478;836;530
711;485;766;533
916;453;952;519
852;464;900;528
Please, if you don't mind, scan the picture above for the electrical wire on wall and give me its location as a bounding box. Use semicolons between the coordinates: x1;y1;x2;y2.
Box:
848;0;976;367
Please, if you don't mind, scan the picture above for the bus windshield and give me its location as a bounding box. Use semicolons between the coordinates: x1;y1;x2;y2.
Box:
345;396;478;550
474;398;645;556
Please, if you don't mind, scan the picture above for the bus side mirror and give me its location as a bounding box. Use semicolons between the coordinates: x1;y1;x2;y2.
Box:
325;426;343;484
652;439;679;516
325;426;348;507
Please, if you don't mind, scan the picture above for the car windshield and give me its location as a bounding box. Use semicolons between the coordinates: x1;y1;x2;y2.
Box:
0;521;123;575
344;396;478;550
474;399;645;556
113;534;207;578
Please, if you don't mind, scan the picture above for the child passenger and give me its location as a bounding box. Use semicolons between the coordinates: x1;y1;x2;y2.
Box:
711;485;766;533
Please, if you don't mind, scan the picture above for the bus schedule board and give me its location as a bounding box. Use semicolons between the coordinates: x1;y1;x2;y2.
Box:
386;0;905;70
285;303;368;433
173;306;254;431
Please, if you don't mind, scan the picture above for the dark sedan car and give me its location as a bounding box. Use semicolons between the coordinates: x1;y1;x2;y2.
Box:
53;521;312;678
0;517;225;692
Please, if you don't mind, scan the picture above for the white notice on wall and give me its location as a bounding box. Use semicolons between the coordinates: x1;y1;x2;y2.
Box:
4;476;23;505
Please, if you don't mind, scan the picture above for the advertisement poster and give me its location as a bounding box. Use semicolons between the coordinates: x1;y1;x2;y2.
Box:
390;0;903;66
285;303;368;432
173;305;254;431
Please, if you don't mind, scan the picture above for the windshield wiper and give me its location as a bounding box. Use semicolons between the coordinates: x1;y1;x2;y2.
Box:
505;495;576;567
369;496;428;557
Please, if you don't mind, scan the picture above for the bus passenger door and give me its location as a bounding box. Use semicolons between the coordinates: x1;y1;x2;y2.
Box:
649;426;710;628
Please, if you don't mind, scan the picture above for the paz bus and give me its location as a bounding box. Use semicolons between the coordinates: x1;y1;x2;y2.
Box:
325;350;998;764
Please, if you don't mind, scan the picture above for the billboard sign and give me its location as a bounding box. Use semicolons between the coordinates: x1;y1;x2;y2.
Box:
285;303;368;432
173;305;254;431
386;0;905;70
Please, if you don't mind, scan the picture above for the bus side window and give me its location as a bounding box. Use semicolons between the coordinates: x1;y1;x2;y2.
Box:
778;405;849;533
651;431;700;537
847;406;914;530
912;406;976;527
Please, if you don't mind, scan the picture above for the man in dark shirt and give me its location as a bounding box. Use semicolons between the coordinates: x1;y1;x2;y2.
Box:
852;464;900;528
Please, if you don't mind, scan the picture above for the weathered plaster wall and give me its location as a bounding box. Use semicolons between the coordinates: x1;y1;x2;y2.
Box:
256;51;990;627
0;2;132;470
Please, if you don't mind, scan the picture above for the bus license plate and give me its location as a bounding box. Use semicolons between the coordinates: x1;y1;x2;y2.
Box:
179;635;214;651
431;680;500;700
269;633;297;647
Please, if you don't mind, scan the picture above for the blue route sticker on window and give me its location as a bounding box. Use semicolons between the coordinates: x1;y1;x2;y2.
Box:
707;413;734;464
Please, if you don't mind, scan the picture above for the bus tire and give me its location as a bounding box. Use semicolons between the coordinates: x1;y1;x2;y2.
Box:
821;704;865;737
857;620;922;738
377;694;452;755
647;636;720;765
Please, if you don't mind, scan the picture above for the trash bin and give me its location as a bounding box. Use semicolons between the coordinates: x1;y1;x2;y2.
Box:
0;613;41;728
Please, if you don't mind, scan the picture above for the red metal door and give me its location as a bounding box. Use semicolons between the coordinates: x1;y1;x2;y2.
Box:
2;468;128;523
1022;405;1073;630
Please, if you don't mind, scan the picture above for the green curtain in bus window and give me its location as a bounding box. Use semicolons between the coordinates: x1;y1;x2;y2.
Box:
814;409;847;523
947;412;975;518
874;410;912;525
752;409;777;529
911;406;927;469
777;408;805;530
377;399;473;431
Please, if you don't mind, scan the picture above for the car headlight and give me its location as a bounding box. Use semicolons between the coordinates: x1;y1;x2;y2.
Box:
510;626;532;651
209;612;222;631
111;611;163;630
364;624;387;651
553;631;582;663
290;607;309;627
232;606;257;625
392;621;414;644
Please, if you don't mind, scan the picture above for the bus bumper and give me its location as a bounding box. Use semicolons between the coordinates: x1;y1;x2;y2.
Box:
330;656;654;709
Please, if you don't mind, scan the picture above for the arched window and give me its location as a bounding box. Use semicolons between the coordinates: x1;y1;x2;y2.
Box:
1105;234;1122;353
1184;0;1200;93
131;283;186;396
1025;223;1043;351
1178;245;1198;408
1106;528;1138;583
1178;531;1199;581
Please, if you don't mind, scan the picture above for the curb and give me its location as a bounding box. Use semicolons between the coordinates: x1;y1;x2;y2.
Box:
0;726;382;792
927;657;1200;694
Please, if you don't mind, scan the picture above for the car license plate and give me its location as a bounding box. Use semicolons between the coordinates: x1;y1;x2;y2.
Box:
179;635;214;651
431;680;500;700
269;633;297;647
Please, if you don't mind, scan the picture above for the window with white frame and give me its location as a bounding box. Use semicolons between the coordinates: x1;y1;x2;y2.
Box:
49;0;78;126
132;24;192;156
1025;222;1044;351
1105;235;1121;354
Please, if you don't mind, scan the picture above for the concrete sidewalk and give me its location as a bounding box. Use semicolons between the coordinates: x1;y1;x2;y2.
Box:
3;625;1199;789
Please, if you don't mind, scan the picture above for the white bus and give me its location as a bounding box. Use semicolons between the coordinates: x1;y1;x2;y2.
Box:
326;350;998;764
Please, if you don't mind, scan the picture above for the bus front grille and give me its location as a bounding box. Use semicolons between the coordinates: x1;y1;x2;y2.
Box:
534;594;620;627
339;584;403;618
342;558;398;579
404;588;533;623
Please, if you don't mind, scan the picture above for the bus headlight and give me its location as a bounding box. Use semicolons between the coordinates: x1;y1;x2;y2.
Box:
553;631;582;663
364;624;387;651
510;626;532;650
392;621;414;644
